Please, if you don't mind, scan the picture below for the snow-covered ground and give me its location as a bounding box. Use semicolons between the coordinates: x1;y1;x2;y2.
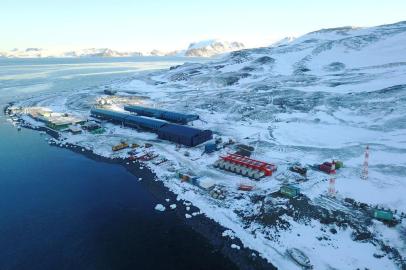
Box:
9;21;406;269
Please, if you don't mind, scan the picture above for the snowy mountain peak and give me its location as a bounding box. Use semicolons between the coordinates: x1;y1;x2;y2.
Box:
147;39;245;57
185;39;245;57
0;39;245;58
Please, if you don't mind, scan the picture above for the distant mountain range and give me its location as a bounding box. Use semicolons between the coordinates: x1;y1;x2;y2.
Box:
0;39;246;58
0;48;143;58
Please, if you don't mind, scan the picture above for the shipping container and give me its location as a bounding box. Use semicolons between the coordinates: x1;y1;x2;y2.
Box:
334;160;344;169
238;184;254;191
319;162;336;174
157;124;212;147
90;128;105;134
124;105;199;124
373;209;393;221
280;185;300;197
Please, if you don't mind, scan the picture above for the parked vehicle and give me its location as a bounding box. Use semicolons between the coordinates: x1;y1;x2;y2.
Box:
290;164;307;176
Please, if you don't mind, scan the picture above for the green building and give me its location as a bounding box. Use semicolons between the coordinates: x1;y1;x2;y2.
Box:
46;121;71;130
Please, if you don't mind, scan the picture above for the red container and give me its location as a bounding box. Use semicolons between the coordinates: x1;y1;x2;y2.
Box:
319;164;336;174
238;184;254;191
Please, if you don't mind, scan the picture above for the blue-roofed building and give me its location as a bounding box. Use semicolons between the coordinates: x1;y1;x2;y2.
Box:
157;124;212;147
91;108;167;130
124;105;199;124
124;115;167;131
90;108;128;123
90;108;212;147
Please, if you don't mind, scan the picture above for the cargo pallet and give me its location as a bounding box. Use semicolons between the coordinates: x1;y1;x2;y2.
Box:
214;153;277;180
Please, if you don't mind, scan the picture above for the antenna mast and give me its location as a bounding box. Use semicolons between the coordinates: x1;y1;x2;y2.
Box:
328;178;336;197
361;145;369;180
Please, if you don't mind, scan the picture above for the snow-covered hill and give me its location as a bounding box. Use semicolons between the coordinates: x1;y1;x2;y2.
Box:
270;36;296;47
160;21;406;92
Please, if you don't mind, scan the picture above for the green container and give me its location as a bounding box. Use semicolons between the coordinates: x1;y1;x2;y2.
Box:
90;128;105;134
334;160;344;169
280;185;300;198
373;209;393;221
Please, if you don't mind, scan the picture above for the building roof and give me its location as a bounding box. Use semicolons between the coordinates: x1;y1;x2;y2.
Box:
91;108;128;120
158;124;206;137
125;115;167;129
124;105;199;123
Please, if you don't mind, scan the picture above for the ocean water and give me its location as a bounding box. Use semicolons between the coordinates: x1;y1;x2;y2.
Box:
0;57;236;270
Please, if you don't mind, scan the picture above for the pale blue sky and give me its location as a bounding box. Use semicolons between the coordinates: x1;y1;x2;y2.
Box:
1;0;405;52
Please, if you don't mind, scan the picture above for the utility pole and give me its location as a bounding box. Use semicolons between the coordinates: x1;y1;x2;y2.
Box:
361;145;369;180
